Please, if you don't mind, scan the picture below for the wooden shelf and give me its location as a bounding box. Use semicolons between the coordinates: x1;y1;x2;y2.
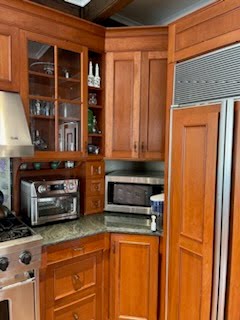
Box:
59;116;80;121
29;95;55;102
29;70;54;79
30;114;55;120
88;133;103;137
88;104;102;109
58;98;82;105
58;76;80;83
88;86;103;91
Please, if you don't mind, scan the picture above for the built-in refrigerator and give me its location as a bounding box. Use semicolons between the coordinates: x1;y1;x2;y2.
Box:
166;43;240;319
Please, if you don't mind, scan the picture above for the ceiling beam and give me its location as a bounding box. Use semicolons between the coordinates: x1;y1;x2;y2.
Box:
29;0;81;17
83;0;134;22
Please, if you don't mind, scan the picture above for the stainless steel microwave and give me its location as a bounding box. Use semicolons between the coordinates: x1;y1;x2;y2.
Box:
21;178;79;226
105;171;164;214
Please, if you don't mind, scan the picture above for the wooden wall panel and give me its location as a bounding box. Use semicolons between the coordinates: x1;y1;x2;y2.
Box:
169;0;240;62
0;0;105;52
105;26;168;52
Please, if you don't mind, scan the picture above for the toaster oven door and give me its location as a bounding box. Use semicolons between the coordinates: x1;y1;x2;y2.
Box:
32;195;79;225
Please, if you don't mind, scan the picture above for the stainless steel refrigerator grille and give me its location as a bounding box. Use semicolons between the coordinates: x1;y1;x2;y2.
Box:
174;44;240;105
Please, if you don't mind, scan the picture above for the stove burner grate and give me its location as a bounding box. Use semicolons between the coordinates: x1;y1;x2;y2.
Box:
0;214;33;242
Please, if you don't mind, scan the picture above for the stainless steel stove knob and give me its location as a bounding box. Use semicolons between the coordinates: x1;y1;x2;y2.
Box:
0;257;9;271
20;251;32;265
38;185;47;193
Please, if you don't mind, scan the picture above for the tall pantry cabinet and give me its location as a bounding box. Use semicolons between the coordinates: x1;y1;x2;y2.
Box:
105;27;168;160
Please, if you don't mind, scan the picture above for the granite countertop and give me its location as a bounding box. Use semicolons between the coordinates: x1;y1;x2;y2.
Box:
34;212;163;246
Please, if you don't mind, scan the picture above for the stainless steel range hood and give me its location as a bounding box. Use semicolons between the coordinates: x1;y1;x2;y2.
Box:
0;91;34;157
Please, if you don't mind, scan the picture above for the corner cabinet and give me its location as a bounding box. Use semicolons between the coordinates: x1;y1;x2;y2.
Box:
105;51;167;160
20;30;88;160
109;234;159;320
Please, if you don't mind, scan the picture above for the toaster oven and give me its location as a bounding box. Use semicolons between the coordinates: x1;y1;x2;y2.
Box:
105;171;164;214
21;178;79;226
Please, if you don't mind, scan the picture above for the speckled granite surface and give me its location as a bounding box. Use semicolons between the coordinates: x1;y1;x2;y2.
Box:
34;212;163;246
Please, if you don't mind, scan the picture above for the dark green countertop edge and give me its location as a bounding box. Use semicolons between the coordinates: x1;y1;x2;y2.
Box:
34;213;163;247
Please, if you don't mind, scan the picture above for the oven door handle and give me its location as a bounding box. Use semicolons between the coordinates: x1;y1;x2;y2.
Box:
0;277;35;291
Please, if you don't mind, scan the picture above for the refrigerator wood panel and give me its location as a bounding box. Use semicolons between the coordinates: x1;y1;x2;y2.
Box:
168;105;221;320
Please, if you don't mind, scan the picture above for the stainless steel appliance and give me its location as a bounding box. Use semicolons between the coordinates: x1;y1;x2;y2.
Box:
0;212;42;320
59;122;79;151
0;91;34;157
166;43;240;319
105;171;164;214
21;178;79;226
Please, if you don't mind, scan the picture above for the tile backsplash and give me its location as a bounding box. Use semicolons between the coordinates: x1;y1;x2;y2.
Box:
0;158;11;209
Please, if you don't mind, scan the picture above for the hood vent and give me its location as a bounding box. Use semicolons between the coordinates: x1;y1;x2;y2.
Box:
0;91;34;157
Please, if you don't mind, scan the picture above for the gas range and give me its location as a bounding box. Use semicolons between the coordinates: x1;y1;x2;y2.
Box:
0;212;42;276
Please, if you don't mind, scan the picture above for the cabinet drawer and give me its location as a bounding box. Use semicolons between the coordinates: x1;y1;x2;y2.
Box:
85;196;104;214
86;179;104;196
46;234;106;265
54;255;97;301
86;161;104;178
54;294;96;320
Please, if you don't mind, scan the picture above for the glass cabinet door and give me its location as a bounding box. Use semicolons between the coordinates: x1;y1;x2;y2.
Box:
57;48;82;152
28;40;55;151
25;35;85;155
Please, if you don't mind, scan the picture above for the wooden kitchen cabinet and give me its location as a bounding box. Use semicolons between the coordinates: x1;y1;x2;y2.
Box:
109;233;159;320
41;233;109;320
20;30;88;160
80;160;105;214
105;50;167;160
0;24;19;92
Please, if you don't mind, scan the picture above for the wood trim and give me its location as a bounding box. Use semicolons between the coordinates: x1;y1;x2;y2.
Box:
105;26;168;52
0;0;105;52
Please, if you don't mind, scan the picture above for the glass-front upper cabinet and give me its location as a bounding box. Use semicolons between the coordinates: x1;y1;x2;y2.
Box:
20;31;87;159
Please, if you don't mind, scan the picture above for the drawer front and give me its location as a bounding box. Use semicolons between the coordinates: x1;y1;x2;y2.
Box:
47;234;106;264
85;196;104;214
86;179;104;196
54;255;97;300
86;162;104;178
54;294;96;320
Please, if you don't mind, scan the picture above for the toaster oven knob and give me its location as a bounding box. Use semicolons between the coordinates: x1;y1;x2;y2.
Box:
0;257;9;271
20;251;32;265
38;185;47;193
68;182;74;190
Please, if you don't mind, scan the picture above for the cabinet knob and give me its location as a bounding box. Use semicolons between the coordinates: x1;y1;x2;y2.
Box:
73;313;79;320
72;274;81;289
94;184;100;191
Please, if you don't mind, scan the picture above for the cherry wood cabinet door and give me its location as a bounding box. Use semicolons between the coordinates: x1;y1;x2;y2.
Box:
140;52;167;160
225;101;240;319
105;52;141;159
110;234;159;320
168;105;221;319
0;24;19;92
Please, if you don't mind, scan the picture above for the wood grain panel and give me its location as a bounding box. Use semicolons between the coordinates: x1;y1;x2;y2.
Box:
110;234;159;320
54;255;97;300
179;249;202;319
140;52;167;160
181;125;206;241
105;26;168;52
105;52;141;159
225;102;240;319
54;294;96;320
168;104;220;320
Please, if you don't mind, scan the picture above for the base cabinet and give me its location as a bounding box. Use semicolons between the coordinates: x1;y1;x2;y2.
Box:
109;233;159;320
41;234;109;320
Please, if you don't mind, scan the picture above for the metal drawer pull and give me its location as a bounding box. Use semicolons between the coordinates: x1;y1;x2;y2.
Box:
73;247;84;252
73;313;79;320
